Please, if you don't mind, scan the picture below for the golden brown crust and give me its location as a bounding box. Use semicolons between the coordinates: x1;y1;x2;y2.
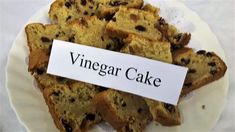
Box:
43;87;66;132
172;47;193;60
28;49;49;72
93;91;126;129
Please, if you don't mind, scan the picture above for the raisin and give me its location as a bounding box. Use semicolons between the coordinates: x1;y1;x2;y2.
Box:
111;37;124;51
188;69;196;73
81;0;87;6
36;68;44;75
85;113;96;121
62;119;73;132
121;102;127;107
91;12;95;16
65;2;71;8
104;13;114;21
52;91;61;96
105;44;112;50
101;36;104;41
124;125;133;132
41;37;51;43
135;25;146;32
55;33;60;38
196;50;206;55
184;82;192;87
83;11;88;15
208;62;216;67
66;16;72;21
68;36;75;43
181;58;190;65
137;108;142;113
164;103;175;113
109;1;128;6
206;52;213;57
89;6;93;9
69;98;75;103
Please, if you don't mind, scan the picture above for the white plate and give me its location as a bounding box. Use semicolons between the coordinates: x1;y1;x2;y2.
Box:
6;0;229;132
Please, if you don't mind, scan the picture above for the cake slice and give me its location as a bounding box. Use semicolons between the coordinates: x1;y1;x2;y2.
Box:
49;0;98;24
155;17;191;48
142;4;191;48
121;35;181;126
106;7;191;48
106;7;162;40
43;82;103;132
25;23;69;53
49;0;144;24
25;16;122;71
93;89;152;132
173;48;227;96
96;0;143;18
68;16;122;50
121;35;172;63
25;17;122;131
144;99;181;126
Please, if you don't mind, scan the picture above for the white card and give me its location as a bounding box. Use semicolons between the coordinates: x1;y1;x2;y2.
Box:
47;40;188;105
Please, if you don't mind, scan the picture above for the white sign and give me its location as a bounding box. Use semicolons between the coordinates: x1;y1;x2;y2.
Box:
47;40;188;105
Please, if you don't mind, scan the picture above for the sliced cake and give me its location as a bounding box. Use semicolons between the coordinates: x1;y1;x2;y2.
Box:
173;48;227;96
121;35;181;126
106;7;191;48
49;0;144;24
43;82;103;132
93;89;152;132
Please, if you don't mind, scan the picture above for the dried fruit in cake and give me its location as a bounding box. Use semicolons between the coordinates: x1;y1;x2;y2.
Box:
173;48;227;96
121;35;172;63
93;89;152;132
43;82;103;132
121;35;181;126
106;7;191;48
49;0;144;24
